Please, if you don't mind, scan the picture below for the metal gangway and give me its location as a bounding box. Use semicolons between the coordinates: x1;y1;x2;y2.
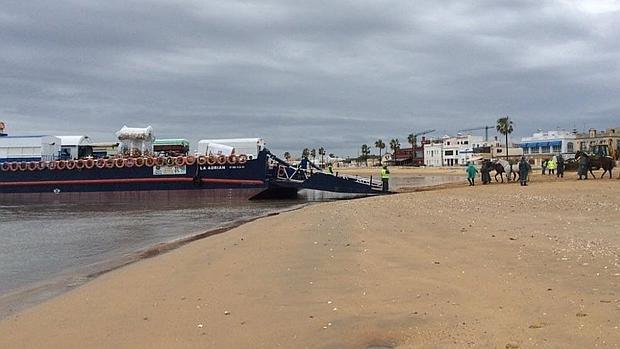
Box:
266;151;385;194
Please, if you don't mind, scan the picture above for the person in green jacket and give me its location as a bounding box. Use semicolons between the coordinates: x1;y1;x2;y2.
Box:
466;162;478;186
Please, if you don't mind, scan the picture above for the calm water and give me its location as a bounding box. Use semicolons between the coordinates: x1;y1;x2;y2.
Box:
0;174;462;316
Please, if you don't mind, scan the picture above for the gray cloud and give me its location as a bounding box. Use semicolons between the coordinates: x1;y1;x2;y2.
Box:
1;0;619;157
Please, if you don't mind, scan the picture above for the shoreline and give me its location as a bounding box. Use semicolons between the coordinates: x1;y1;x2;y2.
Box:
0;202;310;320
0;173;466;319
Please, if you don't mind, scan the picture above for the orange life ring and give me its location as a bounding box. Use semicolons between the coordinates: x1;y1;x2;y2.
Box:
38;161;47;170
197;155;208;165
1;162;11;171
125;158;135;168
155;157;165;166
145;157;155;167
135;157;145;167
27;162;38;171
9;162;19;171
95;159;106;169
56;161;67;170
237;154;248;164
206;155;217;165
85;159;95;169
165;157;175;166
115;158;125;168
105;159;115;168
185;156;196;165
18;162;28;171
66;160;76;170
175;156;186;166
216;155;227;165
48;161;57;170
75;159;85;169
227;155;238;165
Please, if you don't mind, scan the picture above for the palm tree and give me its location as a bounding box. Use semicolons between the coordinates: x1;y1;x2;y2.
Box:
310;148;316;162
407;133;417;165
360;144;371;161
374;139;385;165
496;116;514;160
283;151;291;162
389;138;400;164
302;148;310;158
318;147;326;167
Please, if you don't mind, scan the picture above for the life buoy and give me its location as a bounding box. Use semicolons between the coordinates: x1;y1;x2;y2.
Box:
216;155;227;165
75;159;85;169
95;159;106;169
135;157;145;167
66;160;76;170
85;159;95;169
165;157;175;166
56;161;67;170
27;162;38;171
197;155;208;165
9;162;19;171
175;156;186;166
237;154;248;164
115;158;125;168
206;155;217;165
227;155;238;165
125;158;135;168
105;159;115;168
155;157;165;166
185;156;196;165
145;157;155;167
38;161;47;170
48;161;57;170
1;162;11;171
18;162;28;171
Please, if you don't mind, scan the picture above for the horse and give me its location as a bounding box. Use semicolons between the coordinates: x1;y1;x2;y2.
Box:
494;159;519;182
575;151;615;179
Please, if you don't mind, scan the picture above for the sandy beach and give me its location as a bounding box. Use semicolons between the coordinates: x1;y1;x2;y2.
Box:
1;175;619;348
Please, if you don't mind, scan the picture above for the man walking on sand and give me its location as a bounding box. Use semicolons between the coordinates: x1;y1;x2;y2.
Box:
556;154;565;178
466;162;478;186
519;157;530;186
380;165;390;192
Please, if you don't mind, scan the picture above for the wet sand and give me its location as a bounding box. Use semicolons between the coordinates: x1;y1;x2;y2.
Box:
1;175;619;348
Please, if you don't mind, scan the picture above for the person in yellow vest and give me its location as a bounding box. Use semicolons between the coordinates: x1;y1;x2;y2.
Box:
547;156;557;176
327;163;334;174
381;165;390;192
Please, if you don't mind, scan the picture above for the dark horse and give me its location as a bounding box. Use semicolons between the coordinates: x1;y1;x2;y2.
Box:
489;161;507;183
575;151;615;179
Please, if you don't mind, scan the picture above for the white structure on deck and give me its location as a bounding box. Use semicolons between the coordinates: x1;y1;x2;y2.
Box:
198;138;265;159
0;135;61;162
57;135;92;159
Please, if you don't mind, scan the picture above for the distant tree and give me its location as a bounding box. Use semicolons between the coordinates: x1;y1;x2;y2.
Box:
302;148;310;158
318;147;326;166
360;144;371;162
310;148;316;161
389;138;400;160
283;151;291;162
374;139;385;165
407;133;417;164
496;116;514;160
329;153;335;158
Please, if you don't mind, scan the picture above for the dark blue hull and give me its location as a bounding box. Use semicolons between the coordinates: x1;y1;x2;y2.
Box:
0;152;272;201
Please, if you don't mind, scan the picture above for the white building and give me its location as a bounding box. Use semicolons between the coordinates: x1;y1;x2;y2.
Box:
423;142;443;167
0;135;61;161
442;134;485;166
519;130;577;166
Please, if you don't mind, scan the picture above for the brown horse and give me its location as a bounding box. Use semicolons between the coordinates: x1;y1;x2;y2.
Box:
575;151;615;179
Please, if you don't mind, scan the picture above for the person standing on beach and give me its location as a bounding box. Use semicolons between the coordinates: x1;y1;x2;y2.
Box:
480;159;492;184
327;163;334;174
556;154;565;178
380;165;390;192
466;162;478;186
541;159;548;175
578;153;590;180
547;156;557;176
518;156;530;186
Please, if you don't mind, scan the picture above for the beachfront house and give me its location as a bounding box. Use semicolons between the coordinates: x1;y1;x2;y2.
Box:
519;130;577;166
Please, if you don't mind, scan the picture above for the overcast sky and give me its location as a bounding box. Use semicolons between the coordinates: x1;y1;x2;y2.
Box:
1;0;619;156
